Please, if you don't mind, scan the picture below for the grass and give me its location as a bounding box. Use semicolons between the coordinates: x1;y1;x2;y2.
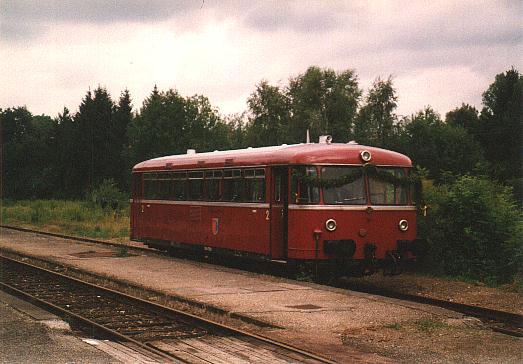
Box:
1;199;129;240
116;245;134;257
416;319;447;333
384;322;402;330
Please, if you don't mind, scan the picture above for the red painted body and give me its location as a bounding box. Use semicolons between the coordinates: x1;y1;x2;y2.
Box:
130;143;418;273
135;202;270;255
287;207;416;259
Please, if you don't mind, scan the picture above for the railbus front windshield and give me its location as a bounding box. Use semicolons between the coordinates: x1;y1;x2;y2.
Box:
292;165;411;206
368;168;408;205
321;166;366;205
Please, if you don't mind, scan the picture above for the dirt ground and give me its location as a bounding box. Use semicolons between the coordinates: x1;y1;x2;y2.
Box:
342;271;523;315
341;316;522;364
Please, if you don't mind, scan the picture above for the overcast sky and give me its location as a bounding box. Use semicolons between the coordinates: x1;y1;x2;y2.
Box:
1;0;521;119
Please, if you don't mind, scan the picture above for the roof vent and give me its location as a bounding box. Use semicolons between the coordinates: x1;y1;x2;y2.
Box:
347;140;358;145
319;135;332;144
186;149;196;155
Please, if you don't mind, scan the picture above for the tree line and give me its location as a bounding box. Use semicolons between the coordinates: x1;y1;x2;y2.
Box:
1;66;522;284
1;66;521;200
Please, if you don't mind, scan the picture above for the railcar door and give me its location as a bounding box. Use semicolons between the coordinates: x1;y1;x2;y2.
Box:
269;167;288;260
130;173;143;240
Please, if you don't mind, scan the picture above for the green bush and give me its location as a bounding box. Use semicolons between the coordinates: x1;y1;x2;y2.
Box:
87;179;127;211
419;175;523;285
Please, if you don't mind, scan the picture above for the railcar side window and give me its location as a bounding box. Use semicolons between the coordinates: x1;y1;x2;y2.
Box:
368;168;408;205
187;171;204;200
205;170;222;201
131;173;142;199
223;169;243;201
157;172;172;200
172;172;186;200
274;174;281;202
244;169;265;202
144;173;158;199
321;166;366;205
291;166;320;204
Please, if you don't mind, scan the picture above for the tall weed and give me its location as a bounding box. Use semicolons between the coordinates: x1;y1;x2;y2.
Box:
1;199;129;239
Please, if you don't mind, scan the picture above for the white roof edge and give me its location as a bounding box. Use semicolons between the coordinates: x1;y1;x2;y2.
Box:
148;143;299;162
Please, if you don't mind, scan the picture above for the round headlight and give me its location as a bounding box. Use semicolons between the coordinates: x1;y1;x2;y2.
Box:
398;219;409;232
325;219;337;232
360;150;372;162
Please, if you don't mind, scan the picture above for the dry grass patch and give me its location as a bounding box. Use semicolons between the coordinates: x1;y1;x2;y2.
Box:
1;200;129;240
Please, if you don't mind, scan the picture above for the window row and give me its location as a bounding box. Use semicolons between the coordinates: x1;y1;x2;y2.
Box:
132;166;410;206
139;168;266;202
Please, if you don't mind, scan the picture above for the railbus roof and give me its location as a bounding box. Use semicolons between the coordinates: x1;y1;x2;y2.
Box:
132;143;412;172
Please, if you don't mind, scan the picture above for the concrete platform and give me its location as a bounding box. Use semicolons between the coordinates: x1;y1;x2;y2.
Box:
0;228;462;363
0;290;121;363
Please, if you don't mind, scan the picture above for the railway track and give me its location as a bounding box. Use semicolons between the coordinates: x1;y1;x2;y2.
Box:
0;254;335;364
0;224;155;254
2;225;522;339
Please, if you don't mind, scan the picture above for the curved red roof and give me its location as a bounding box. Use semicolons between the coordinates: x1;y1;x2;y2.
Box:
132;143;412;172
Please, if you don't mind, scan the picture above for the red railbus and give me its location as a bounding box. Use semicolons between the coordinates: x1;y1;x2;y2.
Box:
130;139;419;276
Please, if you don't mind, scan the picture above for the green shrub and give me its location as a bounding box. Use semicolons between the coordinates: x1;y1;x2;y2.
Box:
87;179;127;211
419;175;523;285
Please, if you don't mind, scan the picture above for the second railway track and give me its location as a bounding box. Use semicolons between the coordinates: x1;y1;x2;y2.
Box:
0;254;334;364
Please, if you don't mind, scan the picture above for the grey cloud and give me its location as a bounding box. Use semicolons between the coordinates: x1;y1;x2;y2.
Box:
1;0;199;23
0;0;200;42
384;25;521;51
2;0;350;42
397;2;521;50
332;5;521;61
244;8;340;33
242;1;359;33
334;39;521;80
0;20;47;42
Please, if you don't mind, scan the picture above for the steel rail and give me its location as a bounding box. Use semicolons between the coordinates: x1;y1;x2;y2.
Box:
0;280;184;363
0;224;154;254
0;254;336;364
